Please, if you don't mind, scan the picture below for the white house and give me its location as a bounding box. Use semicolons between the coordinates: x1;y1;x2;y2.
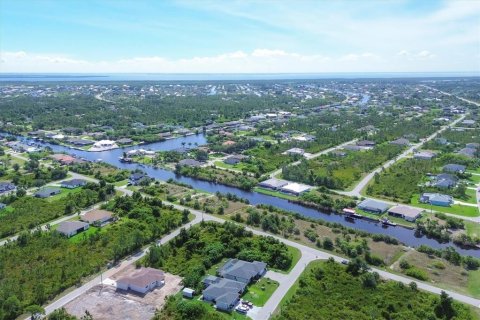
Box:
90;140;119;151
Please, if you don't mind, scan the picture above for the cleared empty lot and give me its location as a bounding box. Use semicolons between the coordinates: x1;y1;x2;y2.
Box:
65;267;182;320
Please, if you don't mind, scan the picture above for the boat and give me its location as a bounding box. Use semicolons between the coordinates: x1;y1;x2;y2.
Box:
342;208;362;218
380;217;397;226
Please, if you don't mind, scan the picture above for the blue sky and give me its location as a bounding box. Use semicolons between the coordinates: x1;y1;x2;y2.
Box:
1;0;479;73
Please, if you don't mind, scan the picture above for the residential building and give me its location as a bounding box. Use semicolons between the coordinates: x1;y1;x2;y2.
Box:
0;182;16;195
357;199;390;214
280;183;311;196
413;151;436;160
51;154;78;165
284;148;305;156
182;288;195;298
432;173;458;189
258;178;289;190
81;209;114;226
218;259;267;284
67;139;94;147
116;267;165;294
420;193;453;207
129;172;150;185
390;138;410;146
388;206;423;222
224;154;247;165
90;140;118;151
202;276;246;311
56;221;89;237
443;164;466;174
60;179;87;189
178;159;202;167
356;140;376;147
457;148;476;158
117;138;133;145
34;187;61;198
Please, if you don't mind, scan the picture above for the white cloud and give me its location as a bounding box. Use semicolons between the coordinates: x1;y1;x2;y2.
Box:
1;48;471;73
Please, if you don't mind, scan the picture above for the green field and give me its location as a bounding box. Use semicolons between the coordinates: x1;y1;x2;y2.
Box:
253;187;298;201
45;187;83;202
468;269;480;298
68;226;100;243
411;195;479;217
241;277;279;306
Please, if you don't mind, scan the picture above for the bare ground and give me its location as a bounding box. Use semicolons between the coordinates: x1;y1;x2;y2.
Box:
65;266;182;320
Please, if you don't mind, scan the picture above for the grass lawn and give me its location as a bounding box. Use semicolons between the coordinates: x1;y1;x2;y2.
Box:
465;221;480;238
468;269;480;298
203;302;250;320
411;195;479;217
241;277;279;307
46;187;82;202
68;226;100;243
454;188;478;205
0;206;14;217
113;179;128;187
355;208;415;228
467;174;480;184
253;187;297;201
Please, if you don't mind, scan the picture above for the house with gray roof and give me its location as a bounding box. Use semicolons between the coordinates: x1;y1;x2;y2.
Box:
34;187;61;198
457;148;476;158
432;173;458;189
178;159;202;167
390;138;410;146
60;179;87;189
357;199;390;214
388;205;423;222
202;276;246;311
258;178;289;190
56;221;89;237
420;193;453;207
218;259;267;284
443;164;466;174
0;182;16;195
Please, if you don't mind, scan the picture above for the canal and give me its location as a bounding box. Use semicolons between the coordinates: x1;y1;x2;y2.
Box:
17;133;480;257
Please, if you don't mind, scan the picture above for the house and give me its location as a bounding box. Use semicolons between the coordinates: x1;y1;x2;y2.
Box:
116;267;165;294
67;139;94;147
0;182;16;195
457;148;476;158
466;143;479;149
56;221;89;237
117;138;133;145
34;187;61;198
344;144;363;152
280;183;311;196
129;172;150;185
202;277;245;311
330;150;347;157
284;148;305;156
432;173;458;189
461;119;476;126
258;178;289;190
388;206;423;222
356;140;376;147
60;179;87;189
443;164;466;174
420;193;453;207
224;155;247;165
90;140;118;151
293;134;315;142
182;288;195;298
218;259;267;284
178;159;202;167
357;199;390;214
390;138;410;146
81;209;114;226
222;140;236;146
436;138;448;145
413;151;436;160
51;154;78;165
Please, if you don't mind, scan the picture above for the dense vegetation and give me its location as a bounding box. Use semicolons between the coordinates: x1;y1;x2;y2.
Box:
273;259;476;320
0;182;115;238
283;144;404;189
0;193;188;320
153;295;229;320
143;221;293;291
175;165;258;190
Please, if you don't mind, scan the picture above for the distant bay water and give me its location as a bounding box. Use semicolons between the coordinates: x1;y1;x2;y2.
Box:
0;72;479;82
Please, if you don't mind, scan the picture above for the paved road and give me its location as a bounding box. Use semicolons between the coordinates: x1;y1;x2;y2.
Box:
421;85;480;107
338;114;466;198
269;139;358;178
35;194;480;319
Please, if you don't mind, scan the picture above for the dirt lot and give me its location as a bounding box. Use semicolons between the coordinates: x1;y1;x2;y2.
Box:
65;266;182;320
